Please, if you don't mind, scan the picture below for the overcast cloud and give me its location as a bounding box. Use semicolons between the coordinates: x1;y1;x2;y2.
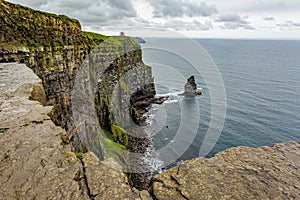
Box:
6;0;300;39
215;14;255;30
263;17;275;21
149;0;217;18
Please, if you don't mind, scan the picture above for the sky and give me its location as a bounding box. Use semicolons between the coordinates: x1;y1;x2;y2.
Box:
7;0;300;39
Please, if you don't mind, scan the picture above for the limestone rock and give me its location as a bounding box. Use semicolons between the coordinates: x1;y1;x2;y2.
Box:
150;142;300;200
82;152;140;199
0;63;88;199
139;190;153;200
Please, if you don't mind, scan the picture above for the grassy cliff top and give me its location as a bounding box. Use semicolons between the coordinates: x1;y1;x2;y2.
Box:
0;0;110;48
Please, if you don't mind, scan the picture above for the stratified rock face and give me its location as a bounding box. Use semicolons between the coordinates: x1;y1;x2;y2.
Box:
0;0;152;156
0;0;96;149
0;63;88;199
150;142;300;200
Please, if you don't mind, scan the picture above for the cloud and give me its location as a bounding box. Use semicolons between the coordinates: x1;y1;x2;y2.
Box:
263;17;275;21
277;20;300;28
221;23;255;30
162;20;213;31
215;14;255;30
7;0;48;8
286;20;300;27
215;14;247;24
7;0;137;25
148;0;218;18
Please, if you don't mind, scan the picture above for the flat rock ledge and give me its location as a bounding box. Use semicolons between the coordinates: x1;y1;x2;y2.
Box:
0;63;88;199
0;63;149;200
150;142;300;200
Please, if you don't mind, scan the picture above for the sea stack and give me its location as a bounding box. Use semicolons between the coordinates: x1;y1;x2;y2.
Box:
181;76;202;96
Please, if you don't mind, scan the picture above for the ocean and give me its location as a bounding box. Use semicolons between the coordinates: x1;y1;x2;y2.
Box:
140;38;300;170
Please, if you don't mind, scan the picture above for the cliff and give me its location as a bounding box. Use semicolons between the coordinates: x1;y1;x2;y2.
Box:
1;1;299;199
0;0;104;150
0;0;154;159
0;0;157;189
0;63;149;199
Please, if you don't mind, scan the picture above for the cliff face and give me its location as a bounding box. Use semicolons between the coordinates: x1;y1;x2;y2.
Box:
0;0;153;158
71;36;155;160
0;0;97;139
0;63;147;199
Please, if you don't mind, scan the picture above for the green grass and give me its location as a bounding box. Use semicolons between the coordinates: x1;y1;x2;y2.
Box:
112;124;128;146
82;31;109;41
102;129;113;140
59;15;79;23
103;137;126;159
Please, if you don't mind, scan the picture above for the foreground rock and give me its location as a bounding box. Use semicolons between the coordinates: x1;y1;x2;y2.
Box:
0;63;88;199
82;152;139;200
150;142;300;200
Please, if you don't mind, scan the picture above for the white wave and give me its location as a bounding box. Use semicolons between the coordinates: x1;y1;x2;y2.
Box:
164;99;179;104
155;91;183;97
142;143;164;173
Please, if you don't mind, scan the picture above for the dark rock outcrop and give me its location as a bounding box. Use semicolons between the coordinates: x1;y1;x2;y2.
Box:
150;142;300;200
130;87;168;124
180;76;202;96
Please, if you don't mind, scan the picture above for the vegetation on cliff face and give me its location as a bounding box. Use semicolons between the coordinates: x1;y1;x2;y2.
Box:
1;0;80;47
0;0;138;154
0;0;111;49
